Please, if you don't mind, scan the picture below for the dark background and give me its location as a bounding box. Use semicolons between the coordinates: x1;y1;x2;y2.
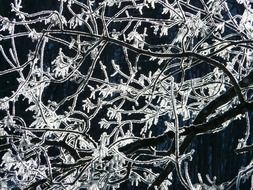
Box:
0;0;252;189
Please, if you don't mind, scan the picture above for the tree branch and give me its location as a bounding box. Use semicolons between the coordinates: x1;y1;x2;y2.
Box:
118;131;174;154
31;138;81;160
183;102;253;136
194;70;253;125
235;144;253;154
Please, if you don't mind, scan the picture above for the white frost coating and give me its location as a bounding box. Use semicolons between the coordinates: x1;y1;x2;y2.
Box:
0;0;252;189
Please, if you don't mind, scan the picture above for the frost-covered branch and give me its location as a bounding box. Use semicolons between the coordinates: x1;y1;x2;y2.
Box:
0;0;253;189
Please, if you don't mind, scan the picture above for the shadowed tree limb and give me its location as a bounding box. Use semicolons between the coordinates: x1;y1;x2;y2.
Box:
119;59;253;155
194;70;253;125
119;75;253;189
118;131;174;154
235;144;253;154
183;102;253;136
148;101;253;189
24;179;48;190
148;133;195;190
30;137;81;160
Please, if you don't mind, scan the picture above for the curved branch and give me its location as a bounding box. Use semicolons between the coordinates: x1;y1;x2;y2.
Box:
118;131;174;154
194;69;253;125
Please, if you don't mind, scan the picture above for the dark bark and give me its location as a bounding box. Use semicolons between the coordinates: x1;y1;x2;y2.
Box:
118;131;174;154
194;70;253;125
235;144;253;154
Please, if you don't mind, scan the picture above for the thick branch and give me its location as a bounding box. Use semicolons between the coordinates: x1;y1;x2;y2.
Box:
118;131;174;154
183;102;253;136
24;179;48;190
149;102;253;189
31;138;81;160
148;133;195;190
194;70;253;125
235;144;253;154
44;139;81;160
